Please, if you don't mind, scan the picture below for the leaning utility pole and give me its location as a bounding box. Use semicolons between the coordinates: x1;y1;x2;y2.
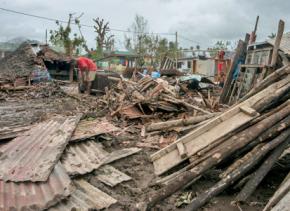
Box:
45;29;48;45
175;31;178;68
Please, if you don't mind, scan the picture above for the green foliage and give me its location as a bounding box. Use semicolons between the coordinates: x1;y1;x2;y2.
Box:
268;32;276;39
49;14;85;56
213;40;231;50
175;192;193;208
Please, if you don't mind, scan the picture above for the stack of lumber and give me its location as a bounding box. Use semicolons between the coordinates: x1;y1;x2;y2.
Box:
103;76;213;120
145;66;290;210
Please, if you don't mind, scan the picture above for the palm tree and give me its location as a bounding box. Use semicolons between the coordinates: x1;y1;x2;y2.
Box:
268;32;276;39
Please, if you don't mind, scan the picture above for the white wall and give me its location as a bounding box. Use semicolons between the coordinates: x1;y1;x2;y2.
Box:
195;60;215;77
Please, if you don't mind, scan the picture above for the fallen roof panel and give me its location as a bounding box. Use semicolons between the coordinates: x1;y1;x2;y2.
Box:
61;140;141;176
104;147;142;164
0;115;81;182
95;165;131;187
0;124;32;141
70;118;120;142
48;179;117;211
61;140;109;176
0;163;74;211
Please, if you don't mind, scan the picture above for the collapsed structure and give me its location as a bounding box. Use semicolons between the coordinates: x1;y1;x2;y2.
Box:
0;18;289;211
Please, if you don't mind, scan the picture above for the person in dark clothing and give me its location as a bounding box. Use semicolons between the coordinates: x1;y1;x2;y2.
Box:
187;79;200;90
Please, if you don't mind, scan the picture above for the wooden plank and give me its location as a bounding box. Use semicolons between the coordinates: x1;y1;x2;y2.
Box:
270;20;285;67
271;191;290;211
95;165;131;187
151;77;289;175
263;172;290;211
152;111;256;175
240;106;258;116
70;119;120;142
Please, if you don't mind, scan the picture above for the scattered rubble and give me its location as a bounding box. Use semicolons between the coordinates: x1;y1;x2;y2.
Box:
0;19;289;211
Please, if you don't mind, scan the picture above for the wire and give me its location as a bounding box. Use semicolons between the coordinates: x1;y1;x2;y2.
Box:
179;35;200;45
0;7;175;35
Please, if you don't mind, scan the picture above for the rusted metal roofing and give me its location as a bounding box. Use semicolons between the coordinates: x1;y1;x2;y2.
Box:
61;140;109;176
95;165;131;187
70;118;120;142
49;179;117;211
0;163;74;211
103;147;142;164
61;140;141;176
0;124;32;141
0;115;81;182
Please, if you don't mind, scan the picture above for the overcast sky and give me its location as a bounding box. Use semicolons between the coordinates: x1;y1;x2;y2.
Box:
0;0;289;49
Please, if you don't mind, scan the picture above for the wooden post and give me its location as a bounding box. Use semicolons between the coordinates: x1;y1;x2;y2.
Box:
175;31;178;68
249;16;259;44
270;20;285;67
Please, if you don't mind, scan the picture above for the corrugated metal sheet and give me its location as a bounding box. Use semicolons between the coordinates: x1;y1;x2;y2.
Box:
49;179;117;211
0;163;74;211
0;115;81;182
61;140;141;176
70;119;120;142
95;165;131;187
0;124;32;141
61;140;109;176
103;147;142;164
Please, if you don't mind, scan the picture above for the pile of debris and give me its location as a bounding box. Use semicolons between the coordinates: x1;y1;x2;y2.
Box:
145;65;290;210
0;42;44;82
102;76;215;121
0;113;143;210
0;81;66;100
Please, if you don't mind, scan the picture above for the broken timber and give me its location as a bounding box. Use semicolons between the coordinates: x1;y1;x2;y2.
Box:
150;75;290;176
145;114;215;132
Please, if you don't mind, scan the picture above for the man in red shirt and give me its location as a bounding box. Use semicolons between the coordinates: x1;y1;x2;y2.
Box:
74;57;97;94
